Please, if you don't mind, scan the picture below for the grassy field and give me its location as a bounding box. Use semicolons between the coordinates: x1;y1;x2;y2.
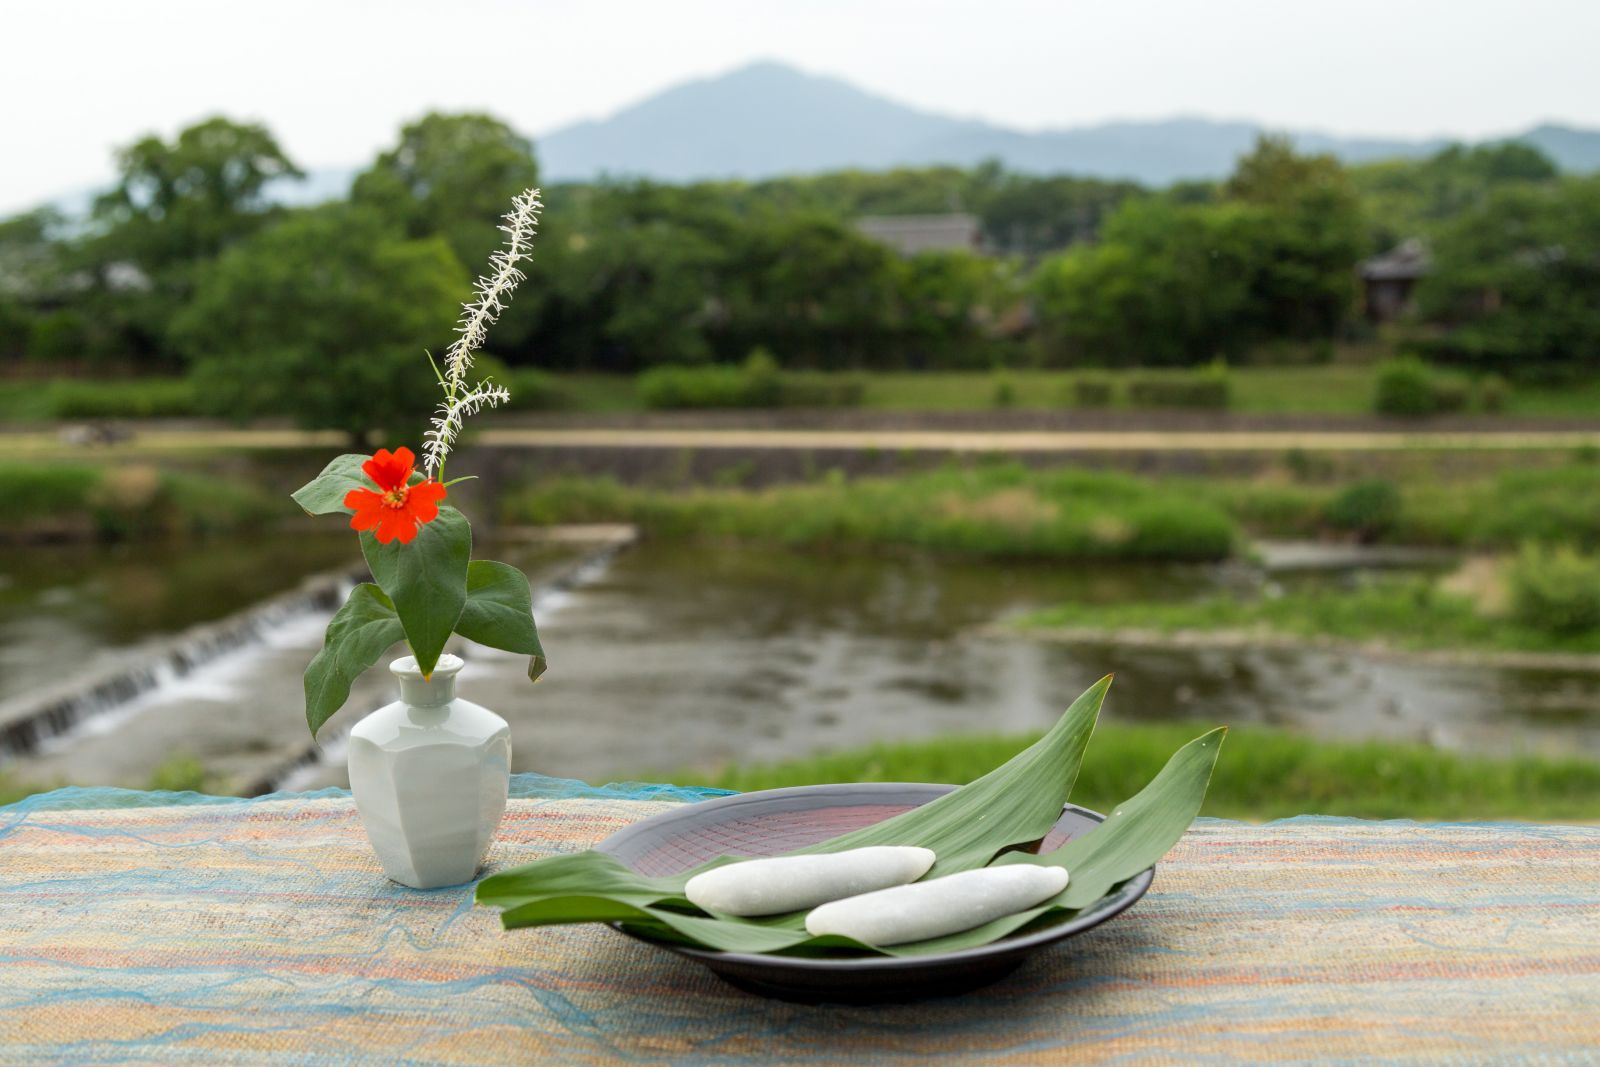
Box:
673;721;1600;822
496;366;1600;417
507;464;1238;561
7;366;1600;420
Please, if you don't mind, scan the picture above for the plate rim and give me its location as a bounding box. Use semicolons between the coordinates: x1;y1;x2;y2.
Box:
592;781;1155;971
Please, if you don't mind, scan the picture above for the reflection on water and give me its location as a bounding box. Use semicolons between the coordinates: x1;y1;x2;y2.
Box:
501;541;1600;781
0;535;356;703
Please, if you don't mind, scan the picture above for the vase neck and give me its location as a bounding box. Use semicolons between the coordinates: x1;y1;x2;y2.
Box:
389;653;463;708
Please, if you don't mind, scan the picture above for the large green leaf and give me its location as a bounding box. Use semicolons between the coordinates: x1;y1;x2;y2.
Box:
303;583;406;737
476;677;1228;957
792;675;1108;877
291;454;371;517
879;726;1227;957
360;506;471;676
455;560;547;682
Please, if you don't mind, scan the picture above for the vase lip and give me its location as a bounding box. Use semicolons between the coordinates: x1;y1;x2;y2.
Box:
389;653;464;681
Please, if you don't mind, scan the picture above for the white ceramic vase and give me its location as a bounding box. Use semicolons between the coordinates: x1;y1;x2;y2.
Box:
347;653;511;889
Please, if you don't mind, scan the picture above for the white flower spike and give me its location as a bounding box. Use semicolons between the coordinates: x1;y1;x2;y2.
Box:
422;188;542;480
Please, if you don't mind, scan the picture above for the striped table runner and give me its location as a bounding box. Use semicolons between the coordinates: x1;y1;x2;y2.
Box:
1;778;1596;1065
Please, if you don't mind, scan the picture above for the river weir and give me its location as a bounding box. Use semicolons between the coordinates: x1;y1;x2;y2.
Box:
0;529;635;795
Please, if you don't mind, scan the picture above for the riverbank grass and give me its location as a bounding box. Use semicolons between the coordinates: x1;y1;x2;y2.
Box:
1;462;279;540
507;464;1237;561
676;722;1600;822
1016;549;1600;656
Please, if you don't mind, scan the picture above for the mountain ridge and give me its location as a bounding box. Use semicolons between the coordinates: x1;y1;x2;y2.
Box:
535;60;1600;185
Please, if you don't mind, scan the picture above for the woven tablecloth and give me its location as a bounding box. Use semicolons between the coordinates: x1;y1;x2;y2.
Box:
1;777;1597;1066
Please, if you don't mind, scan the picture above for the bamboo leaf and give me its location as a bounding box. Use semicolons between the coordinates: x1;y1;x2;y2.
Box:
879;726;1227;956
792;675;1109;877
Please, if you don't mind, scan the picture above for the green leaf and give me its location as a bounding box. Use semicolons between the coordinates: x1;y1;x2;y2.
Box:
291;454;371;517
793;675;1109;877
360;506;471;675
303;584;406;737
881;726;1228;957
455;560;547;682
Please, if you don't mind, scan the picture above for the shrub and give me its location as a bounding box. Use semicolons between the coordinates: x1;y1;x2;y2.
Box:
638;349;860;410
48;379;197;419
638;364;758;410
1126;367;1230;409
1374;358;1437;416
1478;374;1511;413
1509;544;1600;636
990;373;1016;408
1325;480;1402;541
1072;379;1114;407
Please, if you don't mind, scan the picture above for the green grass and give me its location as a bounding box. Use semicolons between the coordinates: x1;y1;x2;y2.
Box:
507;463;1238;561
532;365;1600;417
1016;573;1600;656
2;364;1598;420
673;722;1600;822
0;462;279;538
507;460;1600;559
0;377;197;422
1206;463;1600;550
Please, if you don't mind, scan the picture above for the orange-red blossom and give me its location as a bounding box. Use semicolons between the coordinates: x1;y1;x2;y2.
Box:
344;447;447;545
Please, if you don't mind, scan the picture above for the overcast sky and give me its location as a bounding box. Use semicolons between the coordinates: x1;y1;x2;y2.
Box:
6;0;1599;214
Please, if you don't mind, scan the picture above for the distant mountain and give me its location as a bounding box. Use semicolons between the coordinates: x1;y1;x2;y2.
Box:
537;61;1600;185
30;62;1600;219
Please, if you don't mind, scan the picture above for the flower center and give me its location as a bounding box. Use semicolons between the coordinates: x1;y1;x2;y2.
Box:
381;486;410;509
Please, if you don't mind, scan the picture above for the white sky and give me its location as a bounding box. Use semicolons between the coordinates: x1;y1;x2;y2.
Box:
6;0;1599;214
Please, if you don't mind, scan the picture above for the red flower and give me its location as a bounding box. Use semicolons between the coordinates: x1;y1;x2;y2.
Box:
344;447;447;545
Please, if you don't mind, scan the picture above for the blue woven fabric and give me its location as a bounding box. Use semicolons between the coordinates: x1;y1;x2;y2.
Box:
0;771;734;815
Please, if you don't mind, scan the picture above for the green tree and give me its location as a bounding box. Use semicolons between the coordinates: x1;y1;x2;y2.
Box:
1417;176;1600;376
87;117;303;363
93;117;302;270
522;181;732;369
976;173;1143;256
1031;198;1262;366
173;205;467;440
1351;142;1560;249
0;209;69;365
352;113;539;271
721;211;903;368
1225;137;1365;338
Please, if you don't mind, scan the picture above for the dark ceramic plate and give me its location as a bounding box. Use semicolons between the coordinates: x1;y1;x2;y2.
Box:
593;782;1154;1003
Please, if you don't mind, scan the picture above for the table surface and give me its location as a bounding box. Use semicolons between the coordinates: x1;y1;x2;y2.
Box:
1;776;1597;1066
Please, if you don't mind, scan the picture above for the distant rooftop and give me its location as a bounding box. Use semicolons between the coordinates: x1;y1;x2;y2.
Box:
855;213;983;256
1361;238;1430;281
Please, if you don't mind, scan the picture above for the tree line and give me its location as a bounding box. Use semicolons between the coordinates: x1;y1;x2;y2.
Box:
0;111;1595;424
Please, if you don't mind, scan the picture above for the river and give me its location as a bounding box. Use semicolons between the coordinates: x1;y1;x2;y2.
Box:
4;535;1600;795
